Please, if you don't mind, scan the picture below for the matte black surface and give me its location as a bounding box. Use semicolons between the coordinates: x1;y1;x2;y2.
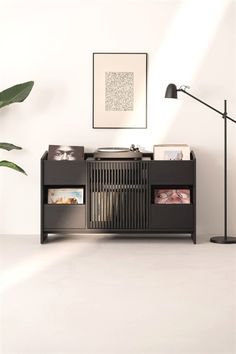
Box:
165;83;236;123
165;83;178;98
150;205;194;230
40;151;196;243
224;101;227;240
192;152;197;244
149;160;194;185
44;160;86;185
40;151;48;244
210;236;236;244
88;161;149;230
44;205;86;229
178;88;236;124
165;85;236;244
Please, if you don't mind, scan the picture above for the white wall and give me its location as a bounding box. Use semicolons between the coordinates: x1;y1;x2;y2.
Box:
0;0;235;238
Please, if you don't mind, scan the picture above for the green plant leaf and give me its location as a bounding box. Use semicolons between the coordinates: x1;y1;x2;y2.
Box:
0;143;22;151
0;81;34;109
0;160;27;175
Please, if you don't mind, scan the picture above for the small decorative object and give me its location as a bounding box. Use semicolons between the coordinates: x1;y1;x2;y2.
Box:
48;145;84;160
48;188;84;204
165;83;236;244
130;144;140;152
154;189;190;204
93;53;147;129
153;144;190;160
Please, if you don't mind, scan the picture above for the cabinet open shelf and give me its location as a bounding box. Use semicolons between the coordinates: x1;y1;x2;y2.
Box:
151;185;193;205
44;185;86;205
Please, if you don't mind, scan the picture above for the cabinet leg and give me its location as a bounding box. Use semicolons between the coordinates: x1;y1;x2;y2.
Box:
191;232;196;244
40;233;48;244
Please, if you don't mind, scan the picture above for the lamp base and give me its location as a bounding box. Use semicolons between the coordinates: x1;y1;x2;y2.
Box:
210;236;236;244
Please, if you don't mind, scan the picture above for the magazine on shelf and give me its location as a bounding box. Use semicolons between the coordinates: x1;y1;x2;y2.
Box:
48;188;84;204
154;189;190;204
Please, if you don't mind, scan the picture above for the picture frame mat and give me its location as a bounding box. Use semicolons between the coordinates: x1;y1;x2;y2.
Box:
93;53;147;129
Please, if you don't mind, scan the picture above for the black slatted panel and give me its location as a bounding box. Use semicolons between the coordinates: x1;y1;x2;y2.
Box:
88;161;149;229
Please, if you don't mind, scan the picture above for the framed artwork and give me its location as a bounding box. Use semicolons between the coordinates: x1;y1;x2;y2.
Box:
93;53;147;129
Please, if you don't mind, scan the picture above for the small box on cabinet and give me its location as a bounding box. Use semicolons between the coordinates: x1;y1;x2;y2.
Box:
153;144;190;160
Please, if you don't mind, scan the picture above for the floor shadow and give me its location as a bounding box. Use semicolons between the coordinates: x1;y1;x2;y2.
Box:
45;233;197;244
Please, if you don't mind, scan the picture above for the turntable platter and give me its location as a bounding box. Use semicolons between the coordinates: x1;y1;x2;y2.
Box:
97;147;130;153
94;147;142;160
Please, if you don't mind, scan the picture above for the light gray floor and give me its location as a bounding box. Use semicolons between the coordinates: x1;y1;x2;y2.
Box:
0;234;235;354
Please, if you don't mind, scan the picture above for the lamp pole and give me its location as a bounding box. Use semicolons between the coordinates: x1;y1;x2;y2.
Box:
210;100;235;243
165;84;236;243
224;100;227;242
209;99;236;243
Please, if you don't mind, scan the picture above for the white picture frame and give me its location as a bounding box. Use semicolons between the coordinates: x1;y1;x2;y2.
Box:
93;53;147;129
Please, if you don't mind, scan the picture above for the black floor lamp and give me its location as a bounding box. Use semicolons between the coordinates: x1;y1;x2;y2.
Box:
165;83;236;244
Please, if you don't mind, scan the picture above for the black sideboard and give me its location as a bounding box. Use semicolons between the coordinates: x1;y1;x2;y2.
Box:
40;152;196;243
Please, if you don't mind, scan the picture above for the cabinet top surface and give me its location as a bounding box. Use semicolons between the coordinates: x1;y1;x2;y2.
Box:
41;151;196;162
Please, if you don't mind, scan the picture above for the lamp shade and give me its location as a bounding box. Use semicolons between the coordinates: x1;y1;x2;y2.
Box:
165;83;178;98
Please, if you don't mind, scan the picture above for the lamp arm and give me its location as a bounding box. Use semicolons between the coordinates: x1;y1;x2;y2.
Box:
179;89;236;124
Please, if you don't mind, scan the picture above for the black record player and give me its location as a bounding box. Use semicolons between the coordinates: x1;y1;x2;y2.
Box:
94;146;142;160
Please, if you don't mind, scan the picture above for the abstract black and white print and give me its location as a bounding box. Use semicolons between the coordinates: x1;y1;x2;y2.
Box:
105;72;134;111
